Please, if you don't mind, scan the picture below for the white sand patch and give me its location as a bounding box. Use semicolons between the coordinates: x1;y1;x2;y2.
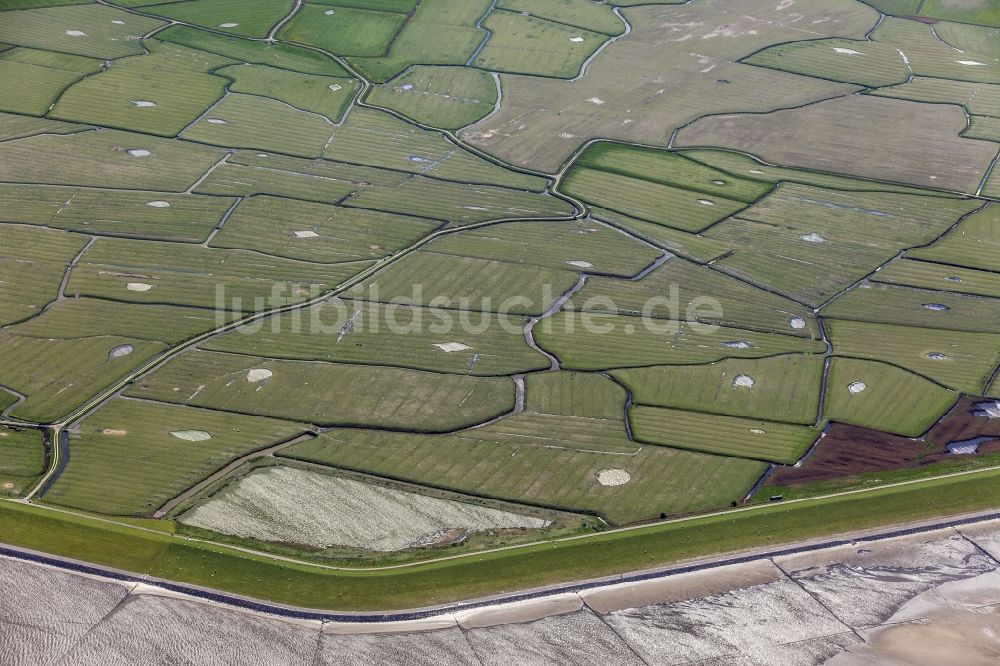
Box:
749;428;767;435
923;303;950;311
848;381;867;394
712;179;726;185
219;23;239;28
111;20;125;25
800;233;826;243
125;282;154;292
145;200;170;208
558;132;575;138
108;344;134;359
179;466;547;551
100;429;127;436
170;430;212;442
328;84;342;92
788;317;807;330
697;199;715;206
246;369;272;383
724;341;753;349
324;9;335;15
833;47;863;55
570;36;585;43
749;169;765;175
256;153;268;157
292;230;319;238
434;342;471;353
958;60;986;66
127;149;151;157
586;97;605;105
65;30;87;37
464;205;489;211
596;469;631;487
733;374;755;388
566;260;593;268
131;100;156;108
974;401;1000;419
926;352;950;360
206;118;228;125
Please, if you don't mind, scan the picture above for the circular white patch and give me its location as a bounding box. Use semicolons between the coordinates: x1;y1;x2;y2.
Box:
733;374;755;388
126;282;153;292
434;342;471;353
848;381;867;394
109;344;134;359
596;469;630;486
788;317;807;330
146;200;170;208
170;430;212;441
246;368;272;383
127;149;151;157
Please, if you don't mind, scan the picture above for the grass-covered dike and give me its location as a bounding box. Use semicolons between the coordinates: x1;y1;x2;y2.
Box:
6;466;1000;612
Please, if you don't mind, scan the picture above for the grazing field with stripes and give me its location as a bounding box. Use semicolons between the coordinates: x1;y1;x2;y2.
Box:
1;0;999;574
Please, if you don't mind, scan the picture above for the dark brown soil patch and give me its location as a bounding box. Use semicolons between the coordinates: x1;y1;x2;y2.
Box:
769;396;1000;486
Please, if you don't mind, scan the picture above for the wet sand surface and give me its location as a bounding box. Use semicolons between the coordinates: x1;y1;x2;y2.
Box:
6;522;1000;664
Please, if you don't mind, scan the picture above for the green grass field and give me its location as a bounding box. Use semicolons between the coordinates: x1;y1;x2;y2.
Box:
0;185;235;241
0;225;89;326
826;319;1000;394
209;194;438;263
64;237;367;310
0;427;45;497
217;64;359;123
202;301;549;376
569;256;819;337
368;65;497;129
282;425;766;524
630;405;819;465
613;355;824;425
140;0;294;39
280;4;406;57
51;42;230;136
823;357;956;437
0;129;227;190
125;350;516;430
44;398;305;515
472;10;607;78
534;312;826;370
155;26;350;77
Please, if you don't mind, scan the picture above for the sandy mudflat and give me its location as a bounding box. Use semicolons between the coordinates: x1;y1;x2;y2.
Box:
5;520;1000;664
